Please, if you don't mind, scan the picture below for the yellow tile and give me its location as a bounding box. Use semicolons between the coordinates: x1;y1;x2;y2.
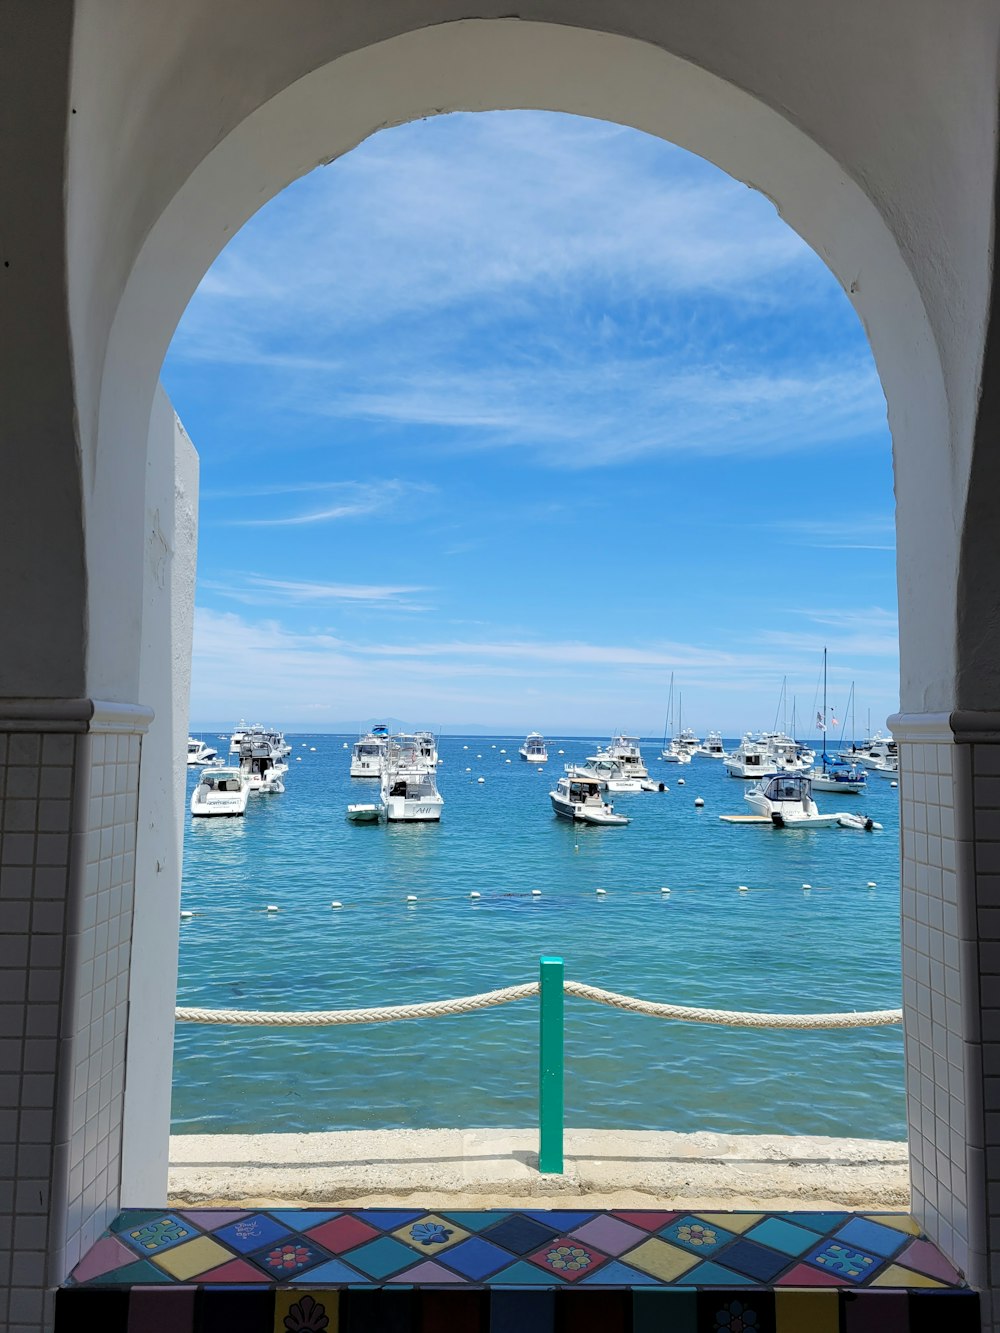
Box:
391;1213;470;1252
624;1238;700;1282
862;1214;922;1236
870;1263;945;1288
151;1235;233;1279
274;1291;338;1333
775;1289;840;1333
695;1213;765;1234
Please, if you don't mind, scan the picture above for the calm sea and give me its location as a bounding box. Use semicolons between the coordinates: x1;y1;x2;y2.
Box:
173;735;904;1140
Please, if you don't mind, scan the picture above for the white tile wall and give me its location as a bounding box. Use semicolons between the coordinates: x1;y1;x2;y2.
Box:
0;715;145;1333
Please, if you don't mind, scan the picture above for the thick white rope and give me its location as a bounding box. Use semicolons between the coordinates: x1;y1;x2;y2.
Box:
175;979;901;1029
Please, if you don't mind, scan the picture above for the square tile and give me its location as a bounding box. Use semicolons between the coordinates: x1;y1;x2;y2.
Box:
659;1215;738;1256
440;1236;516;1280
569;1215;648;1255
774;1289;840;1333
213;1214;291;1254
275;1291;340;1331
150;1236;234;1280
304;1213;380;1254
392;1213;470;1253
348;1235;428;1279
834;1217;910;1258
713;1239;788;1283
745;1217;823;1257
246;1234;332;1279
480;1214;560;1254
526;1238;609;1283
803;1238;882;1282
120;1213;199;1256
622;1237;700;1282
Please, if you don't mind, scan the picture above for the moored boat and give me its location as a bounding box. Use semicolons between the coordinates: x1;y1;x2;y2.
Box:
186;737;218;766
519;732;549;763
744;773;842;827
549;775;630;825
350;723;389;777
190;767;250;817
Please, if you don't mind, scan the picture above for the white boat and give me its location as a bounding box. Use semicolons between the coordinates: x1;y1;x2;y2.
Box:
744;773;842;827
694;730;726;758
659;676;693;762
868;753;899;776
346;803;381;823
239;737;286;793
186;737;218;766
549;775;630;825
350;723;389;778
380;761;444;822
190;767;250;817
810;762;868;794
604;733;649;781
568;755;643;792
724;735;778;779
519;732;549;763
386;731;438;773
837;812;884;831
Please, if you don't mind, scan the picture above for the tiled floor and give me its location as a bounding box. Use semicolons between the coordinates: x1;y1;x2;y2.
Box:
57;1207;979;1330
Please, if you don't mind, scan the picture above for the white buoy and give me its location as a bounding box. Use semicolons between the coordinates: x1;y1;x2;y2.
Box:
296;756;302;761
532;889;542;897
463;745;468;750
470;891;481;899
738;885;748;893
558;749;564;755
891;780;898;787
867;881;877;888
310;747;317;751
596;887;606;896
330;901;343;909
802;883;811;889
465;767;471;772
266;904;279;912
406;894;417;903
694;797;704;807
537;767;543;773
506;759;511;764
476;754;482;759
660;885;670;894
180;910;193;918
491;744;496;749
477;776;485;784
677;778;686;786
500;749;506;754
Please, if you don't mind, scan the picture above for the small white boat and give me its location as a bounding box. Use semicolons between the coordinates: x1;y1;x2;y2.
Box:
744;773;842;827
724;735;778;780
519;732;549;763
868;754;899;776
381;760;444;822
810;759;868;794
239;737;287;793
190;767;250;817
350;723;389;778
694;730;726;758
568;755;642;792
186;737;218;766
837;812;884;831
603;734;649;781
549;775;630;825
346;803;381;823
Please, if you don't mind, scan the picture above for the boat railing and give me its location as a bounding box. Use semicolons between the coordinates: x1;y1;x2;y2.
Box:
176;955;902;1177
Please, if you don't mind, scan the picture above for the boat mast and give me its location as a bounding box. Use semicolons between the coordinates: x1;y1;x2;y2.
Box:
662;673;673;750
822;647;829;772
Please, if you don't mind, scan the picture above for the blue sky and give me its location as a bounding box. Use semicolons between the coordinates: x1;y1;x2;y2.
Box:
163;111;898;738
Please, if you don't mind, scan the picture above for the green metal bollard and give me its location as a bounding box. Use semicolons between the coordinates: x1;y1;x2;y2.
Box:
538;955;565;1174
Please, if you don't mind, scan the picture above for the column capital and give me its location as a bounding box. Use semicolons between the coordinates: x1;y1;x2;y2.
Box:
0;698;154;733
889;710;1000;742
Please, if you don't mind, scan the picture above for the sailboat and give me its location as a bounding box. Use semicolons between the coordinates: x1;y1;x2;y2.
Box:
809;651;868;794
659;675;690;763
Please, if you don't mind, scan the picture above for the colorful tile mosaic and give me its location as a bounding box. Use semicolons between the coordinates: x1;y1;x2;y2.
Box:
58;1207;979;1332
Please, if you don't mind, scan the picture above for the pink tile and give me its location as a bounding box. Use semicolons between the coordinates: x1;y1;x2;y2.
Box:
775;1262;849;1286
177;1210;251;1232
569;1216;648;1255
387;1260;468;1283
195;1258;275;1283
70;1233;136;1282
611;1211;679;1231
894;1238;963;1283
127;1286;197;1332
306;1215;379;1253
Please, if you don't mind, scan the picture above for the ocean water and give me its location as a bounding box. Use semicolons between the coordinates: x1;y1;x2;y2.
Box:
173;736;905;1140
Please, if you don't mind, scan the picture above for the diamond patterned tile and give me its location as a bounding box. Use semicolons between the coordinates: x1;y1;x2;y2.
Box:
487;1259;566;1285
269;1210;341;1231
696;1212;764;1235
288;1257;371;1284
683;1261;757;1286
803;1238;883;1282
659;1215;738;1256
392;1213;470;1253
569;1215;648;1255
353;1209;425;1230
521;1210;597;1229
863;1214;922;1236
892;1238;963;1284
88;1258;168;1285
304;1214;380;1253
348;1236;429;1279
479;1215;560;1254
213;1214;290;1254
713;1239;788;1283
578;1259;663;1286
441;1211;508;1231
870;1264;946;1288
120;1213;199;1256
623;1237;700;1282
194;1257;274;1283
150;1236;234;1280
440;1237;516;1280
176;1210;251;1232
774;1261;849;1287
526;1238;609;1283
833;1217;910;1259
779;1212;850;1235
745;1217;822;1257
387;1259;470;1284
69;1234;137;1283
610;1210;680;1231
246;1234;332;1279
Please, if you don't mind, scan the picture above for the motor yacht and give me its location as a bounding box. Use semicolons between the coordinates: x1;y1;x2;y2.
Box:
744;773;841;827
186;737;218;766
723;735;778;779
858;738;898;770
549;775;630;825
660;741;691;764
385;732;438;773
604;734;650;781
239;737;287;793
350;723;389;778
567;755;643;792
868;753;899;776
380;759;444;822
190;767;250;817
519;732;549;763
694;730;726;758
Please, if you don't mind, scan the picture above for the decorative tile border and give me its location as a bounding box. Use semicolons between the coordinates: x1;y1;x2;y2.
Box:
55;1208;979;1330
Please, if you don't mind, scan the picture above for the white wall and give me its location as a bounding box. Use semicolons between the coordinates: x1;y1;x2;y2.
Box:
120;386;198;1203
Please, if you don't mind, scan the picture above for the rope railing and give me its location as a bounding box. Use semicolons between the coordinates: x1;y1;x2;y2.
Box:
175;958;902;1176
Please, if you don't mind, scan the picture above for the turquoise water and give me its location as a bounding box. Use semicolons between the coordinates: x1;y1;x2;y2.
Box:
173;736;905;1140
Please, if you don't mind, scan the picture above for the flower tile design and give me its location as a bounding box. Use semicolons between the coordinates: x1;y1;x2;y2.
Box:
248;1236;330;1278
526;1238;608;1282
661;1215;737;1255
714;1297;760;1330
392;1212;469;1253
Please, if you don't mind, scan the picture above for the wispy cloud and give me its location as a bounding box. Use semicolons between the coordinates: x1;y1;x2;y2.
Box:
215;479;430;527
201;575;432;611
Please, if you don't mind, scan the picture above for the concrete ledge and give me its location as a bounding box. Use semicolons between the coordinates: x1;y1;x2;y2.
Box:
168;1128;909;1211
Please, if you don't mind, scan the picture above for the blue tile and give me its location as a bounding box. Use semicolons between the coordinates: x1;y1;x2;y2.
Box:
803;1238;883;1282
289;1257;366;1284
214;1215;291;1254
744;1217;822;1257
714;1239;788;1283
488;1259;565;1285
480;1216;560;1255
268;1210;341;1230
246;1234;333;1279
441;1237;516;1280
834;1217;910;1258
683;1261;757;1285
659;1216;738;1256
440;1212;508;1231
490;1289;555;1333
780;1212;850;1235
353;1209;426;1231
346;1236;425;1279
118;1212;198;1256
577;1259;663;1285
521;1211;597;1230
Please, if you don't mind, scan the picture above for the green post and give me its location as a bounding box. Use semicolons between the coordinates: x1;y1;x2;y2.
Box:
538;955;564;1174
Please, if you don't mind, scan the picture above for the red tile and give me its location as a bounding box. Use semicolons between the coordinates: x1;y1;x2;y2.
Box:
775;1262;849;1286
526;1239;610;1283
305;1214;380;1253
610;1211;679;1231
195;1257;275;1283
